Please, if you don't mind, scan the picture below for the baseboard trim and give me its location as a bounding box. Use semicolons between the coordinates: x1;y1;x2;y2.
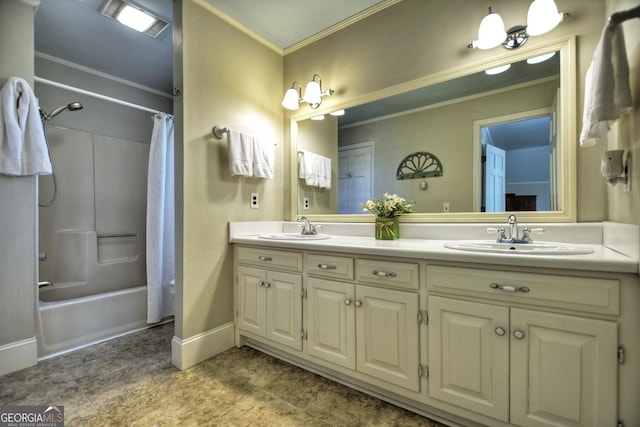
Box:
0;337;38;376
171;322;234;370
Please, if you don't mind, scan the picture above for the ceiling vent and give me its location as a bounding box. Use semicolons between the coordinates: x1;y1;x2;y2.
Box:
99;0;170;38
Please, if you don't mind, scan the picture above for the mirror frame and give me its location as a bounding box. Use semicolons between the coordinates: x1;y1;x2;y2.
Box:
289;35;576;223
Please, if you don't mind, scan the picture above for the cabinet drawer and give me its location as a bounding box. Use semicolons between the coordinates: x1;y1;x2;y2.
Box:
427;266;620;315
356;259;419;290
306;253;354;280
236;246;302;272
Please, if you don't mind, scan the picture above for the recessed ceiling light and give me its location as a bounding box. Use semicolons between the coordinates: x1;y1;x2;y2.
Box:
100;0;170;38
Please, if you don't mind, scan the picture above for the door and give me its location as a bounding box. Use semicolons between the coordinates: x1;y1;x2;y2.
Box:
306;278;356;369
338;142;373;214
484;143;506;212
510;308;618;427
428;296;510;422
356;285;420;392
237;266;267;336
266;271;303;350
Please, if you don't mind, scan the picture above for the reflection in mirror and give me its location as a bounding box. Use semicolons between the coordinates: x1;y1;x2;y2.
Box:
291;36;576;222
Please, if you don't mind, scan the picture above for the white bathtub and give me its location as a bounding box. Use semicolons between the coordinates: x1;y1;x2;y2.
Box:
37;285;148;359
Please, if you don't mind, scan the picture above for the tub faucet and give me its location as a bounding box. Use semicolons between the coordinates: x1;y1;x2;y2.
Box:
298;216;317;235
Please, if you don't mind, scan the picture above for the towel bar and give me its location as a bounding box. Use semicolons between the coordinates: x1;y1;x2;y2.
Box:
212;125;229;139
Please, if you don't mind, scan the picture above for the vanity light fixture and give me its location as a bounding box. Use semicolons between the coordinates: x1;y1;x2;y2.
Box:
310;115;326;121
468;0;569;50
330;109;345;116
100;0;170;38
485;64;511;75
282;74;334;110
527;51;556;64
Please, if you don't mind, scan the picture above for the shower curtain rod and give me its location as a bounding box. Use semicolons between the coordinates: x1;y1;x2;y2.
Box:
34;76;173;117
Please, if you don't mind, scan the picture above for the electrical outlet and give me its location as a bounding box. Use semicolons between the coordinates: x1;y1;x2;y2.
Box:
443;202;450;213
250;192;259;209
303;197;310;210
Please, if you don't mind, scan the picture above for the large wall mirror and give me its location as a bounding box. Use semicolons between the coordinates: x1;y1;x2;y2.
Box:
290;35;576;223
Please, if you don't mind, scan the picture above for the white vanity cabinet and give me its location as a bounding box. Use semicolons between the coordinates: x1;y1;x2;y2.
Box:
305;256;421;393
427;265;619;427
235;247;303;351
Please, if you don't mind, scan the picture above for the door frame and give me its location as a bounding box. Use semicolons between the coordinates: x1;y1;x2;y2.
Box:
338;141;375;213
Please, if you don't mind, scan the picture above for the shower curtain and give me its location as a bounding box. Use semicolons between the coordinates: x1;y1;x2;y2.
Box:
146;113;175;323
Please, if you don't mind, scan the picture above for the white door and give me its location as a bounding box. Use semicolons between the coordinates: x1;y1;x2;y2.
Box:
237;266;267;336
428;296;510;422
484;144;506;212
356;285;420;392
306;278;356;369
338;143;373;214
266;271;303;350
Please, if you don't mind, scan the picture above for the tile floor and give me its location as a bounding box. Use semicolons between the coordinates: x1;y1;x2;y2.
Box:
0;323;447;426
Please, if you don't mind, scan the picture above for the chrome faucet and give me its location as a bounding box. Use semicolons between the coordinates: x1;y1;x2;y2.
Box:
488;215;544;244
297;216;317;235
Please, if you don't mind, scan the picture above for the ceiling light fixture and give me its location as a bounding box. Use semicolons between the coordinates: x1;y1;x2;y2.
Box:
282;74;334;110
468;1;569;50
100;0;170;38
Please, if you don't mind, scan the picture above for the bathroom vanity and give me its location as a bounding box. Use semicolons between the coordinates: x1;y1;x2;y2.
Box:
231;222;640;427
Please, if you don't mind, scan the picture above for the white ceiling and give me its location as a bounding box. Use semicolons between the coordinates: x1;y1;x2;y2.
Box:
34;0;389;94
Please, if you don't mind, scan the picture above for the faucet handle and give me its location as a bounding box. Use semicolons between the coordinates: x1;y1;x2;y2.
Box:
520;227;544;243
487;227;507;242
528;227;545;234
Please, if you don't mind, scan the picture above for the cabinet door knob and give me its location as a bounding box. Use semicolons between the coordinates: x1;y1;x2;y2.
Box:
495;327;506;336
513;330;525;340
258;281;265;287
344;298;352;305
354;300;362;307
264;282;271;288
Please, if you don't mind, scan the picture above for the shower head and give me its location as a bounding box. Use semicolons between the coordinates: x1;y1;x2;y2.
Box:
42;102;84;121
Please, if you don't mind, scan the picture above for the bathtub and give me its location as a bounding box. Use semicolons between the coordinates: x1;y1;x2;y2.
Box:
37;285;149;359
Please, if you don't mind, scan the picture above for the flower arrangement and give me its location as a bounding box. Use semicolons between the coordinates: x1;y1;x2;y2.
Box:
360;193;414;218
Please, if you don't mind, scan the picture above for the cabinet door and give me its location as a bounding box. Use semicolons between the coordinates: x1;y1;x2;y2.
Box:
428;296;510;422
237;266;267;336
510;308;618;427
306;278;356;369
356;285;420;392
266;271;303;350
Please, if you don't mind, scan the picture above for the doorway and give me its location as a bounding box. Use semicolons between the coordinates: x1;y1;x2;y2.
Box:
338;141;374;214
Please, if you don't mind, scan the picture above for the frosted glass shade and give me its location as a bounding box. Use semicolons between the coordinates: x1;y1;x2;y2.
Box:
281;88;300;110
303;80;322;105
527;0;563;36
473;12;507;49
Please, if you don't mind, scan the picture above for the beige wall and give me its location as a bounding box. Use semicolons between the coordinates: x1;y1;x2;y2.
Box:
176;0;284;340
284;0;609;221
0;0;38;370
606;0;640;225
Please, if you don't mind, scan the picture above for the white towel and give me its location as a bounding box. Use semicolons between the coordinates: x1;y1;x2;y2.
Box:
253;138;274;179
227;129;253;176
299;151;331;188
580;25;632;146
0;77;52;176
318;155;331;189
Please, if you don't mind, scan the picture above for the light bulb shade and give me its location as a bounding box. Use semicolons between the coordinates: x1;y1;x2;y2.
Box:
303;80;322;105
282;87;300;110
485;64;511;75
527;0;563;36
474;11;507;49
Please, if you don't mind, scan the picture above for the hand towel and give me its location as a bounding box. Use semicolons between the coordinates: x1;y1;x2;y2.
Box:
0;77;52;176
227;129;253;176
580;25;632;146
318;155;332;189
253;138;274;179
299;151;319;186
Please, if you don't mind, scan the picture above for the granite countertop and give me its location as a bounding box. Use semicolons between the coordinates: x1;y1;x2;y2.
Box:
230;233;638;274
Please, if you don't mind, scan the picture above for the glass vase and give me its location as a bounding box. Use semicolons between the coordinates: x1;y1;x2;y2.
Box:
375;217;399;240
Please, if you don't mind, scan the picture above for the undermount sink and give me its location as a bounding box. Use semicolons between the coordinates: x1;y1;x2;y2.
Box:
443;240;594;255
259;233;330;241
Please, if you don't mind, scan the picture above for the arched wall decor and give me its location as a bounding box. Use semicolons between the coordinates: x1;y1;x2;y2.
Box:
396;151;443;180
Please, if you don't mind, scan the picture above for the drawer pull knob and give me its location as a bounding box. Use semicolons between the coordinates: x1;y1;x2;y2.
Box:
490;283;529;293
258;256;273;262
345;298;352;305
371;270;397;278
354;300;362;307
318;264;337;270
513;330;525;340
495;327;506;336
